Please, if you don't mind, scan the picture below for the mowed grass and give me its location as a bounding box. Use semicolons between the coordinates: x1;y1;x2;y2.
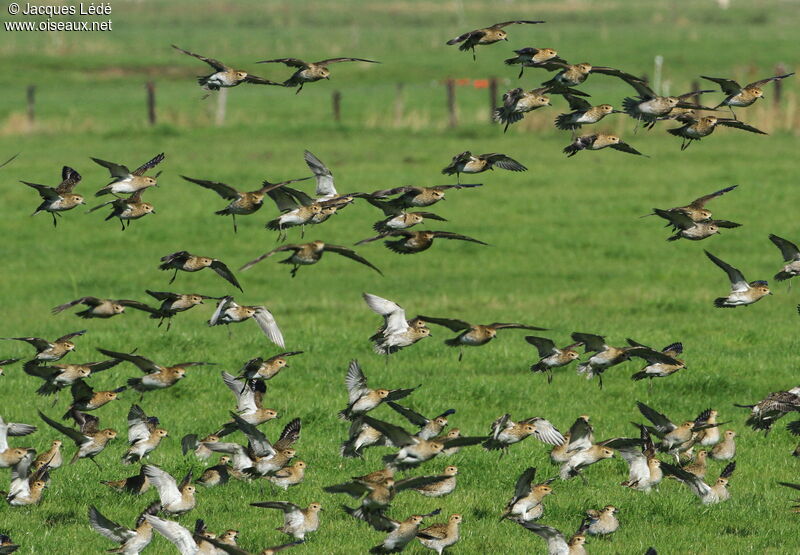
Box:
0;1;799;553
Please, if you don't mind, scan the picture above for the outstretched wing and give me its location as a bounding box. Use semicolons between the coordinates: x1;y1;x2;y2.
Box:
700;75;742;95
315;57;380;65
253;307;285;348
482;153;527;171
429;231;488;245
688;184;738;208
525;335;557;357
704;250;748;291
132;153;165;176
324;244;383;274
769;234;800;262
55;166;83;194
172;45;228;71
304;150;336;197
180;175;239;199
716;119;767;134
209;260;243;292
416;316;471;332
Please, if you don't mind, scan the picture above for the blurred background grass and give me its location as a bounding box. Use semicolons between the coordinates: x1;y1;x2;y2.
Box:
0;0;799;553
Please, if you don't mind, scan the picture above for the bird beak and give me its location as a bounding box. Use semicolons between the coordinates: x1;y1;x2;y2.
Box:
503;37;508;41
151;210;156;214
325;76;330;80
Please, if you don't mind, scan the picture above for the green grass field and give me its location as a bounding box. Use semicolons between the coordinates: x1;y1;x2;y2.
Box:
1;1;799;553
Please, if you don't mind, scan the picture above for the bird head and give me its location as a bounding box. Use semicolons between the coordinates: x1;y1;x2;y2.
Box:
449;514;463;524
576;63;593;73
70;194;85;205
236;71;248;81
444;465;459;476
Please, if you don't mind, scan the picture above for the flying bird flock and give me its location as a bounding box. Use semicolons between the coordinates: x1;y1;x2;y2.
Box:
1;11;798;555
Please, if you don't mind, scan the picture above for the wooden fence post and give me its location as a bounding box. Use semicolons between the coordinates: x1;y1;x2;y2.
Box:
393;83;405;126
446;79;457;128
145;81;156;126
488;77;498;123
332;90;341;123
774;63;786;106
215;87;227;126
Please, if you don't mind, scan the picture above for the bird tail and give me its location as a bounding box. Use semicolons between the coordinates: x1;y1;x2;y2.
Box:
631;371;648;381
775;271;792;281
492;107;523;127
621;96;640;117
667;128;683;137
214;208;230;216
340;440;362;458
530;361;548;373
666;233;681;242
563;144;580;157
265;218;283;231
713;297;733;308
554;113;579;130
127;377;143;389
444;337;461;347
365;197;397;217
36;382;56;396
504;57;520;65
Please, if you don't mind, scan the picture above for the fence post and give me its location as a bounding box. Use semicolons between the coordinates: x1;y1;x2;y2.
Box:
26;85;35;129
393;83;405;126
332;90;341;123
488;77;498;123
215;87;227;126
774;63;786;107
145;81;156;126
446;79;457;128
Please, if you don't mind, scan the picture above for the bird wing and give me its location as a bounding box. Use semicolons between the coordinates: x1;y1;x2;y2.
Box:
344;360;370;402
493;20;546;28
770;234;800;262
208;296;235;326
563;93;592;111
88;506;135;543
222;371;256;412
22;181;61;200
145;290;179;302
91;157;131;178
704;250;748;291
129;153;164;176
660;462;711;498
566;417;593;451
116;300;159;314
446;28;483;45
570;332;606;352
96;348;161;373
144;515;198;555
482;153;528;171
316;57;380;65
127;405;152;444
243;74;283;85
688;184;738;208
513;466;537;499
387;401;429;427
239;245;299;272
711;219;741;229
274;417;302;451
636;401;676;434
624;78;656;98
209;260;243;292
488;323;548;331
323;244;383;275
653;208;694;230
142;465;182;506
627;346;681;365
4;335;51;350
700;75;741;94
54;166;83;194
430;231;488;245
303;150;336;197
363;293;408;336
55;329;88;343
524;335;557;357
716;119;767;134
257;58;309;68
253;307;285;348
522;418;565;445
361;416;416;447
180;175;239;199
39;410;88;444
516;521;568;551
590;66;643;82
171;44;228;71
395;474;450;492
416;316;471;332
610;141;645;156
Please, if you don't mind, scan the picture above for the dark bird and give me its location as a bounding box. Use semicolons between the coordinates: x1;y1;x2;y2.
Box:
144;290;218;330
446;21;545;60
366;184;481;215
735;386;800;433
356;230;487;255
644;185;737;222
504;47;565;77
441;151;527;182
159;251;243;291
1;329;85;362
563;133;644;157
419;317;546;360
91;153;164;197
21;166;84;226
172;44;283;91
621;80;715;128
769;234;800;281
652;209;739;241
180;174;310;232
257;57;379;93
668;115;766;150
493;87;552;132
51;297;155;319
555;94;623;131
702;72;794;118
240;240;381;277
526;336;582;383
88;189;155;231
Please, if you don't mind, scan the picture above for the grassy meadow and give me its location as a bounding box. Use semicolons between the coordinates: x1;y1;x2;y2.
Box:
0;0;799;553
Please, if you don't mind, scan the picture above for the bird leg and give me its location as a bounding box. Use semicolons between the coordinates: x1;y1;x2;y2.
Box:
648;379;653;394
728;105;737;121
119;219;126;231
471;47;476;62
89;456;102;470
546;370;553;385
51;213;58;227
290;266;299;278
232;215;238;234
296;83;304;95
458;349;463;363
169;269;178;284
